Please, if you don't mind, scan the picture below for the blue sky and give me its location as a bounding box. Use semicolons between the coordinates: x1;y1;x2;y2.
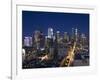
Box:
22;11;89;37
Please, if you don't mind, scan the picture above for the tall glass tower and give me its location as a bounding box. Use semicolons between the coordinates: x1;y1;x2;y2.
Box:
48;27;53;38
24;37;32;47
75;28;78;41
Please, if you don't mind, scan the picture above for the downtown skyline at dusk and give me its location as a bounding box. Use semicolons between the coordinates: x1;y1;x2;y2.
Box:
22;11;89;68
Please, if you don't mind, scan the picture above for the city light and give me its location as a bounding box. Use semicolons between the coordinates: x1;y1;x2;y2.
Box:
22;27;89;69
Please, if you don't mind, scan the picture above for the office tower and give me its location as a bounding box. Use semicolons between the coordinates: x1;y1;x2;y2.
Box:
39;32;45;49
63;32;69;42
56;31;60;43
71;28;74;40
49;47;54;59
81;33;86;45
24;36;32;47
64;32;67;39
34;30;41;49
34;30;41;43
56;31;60;38
48;27;53;39
75;28;78;41
45;36;48;45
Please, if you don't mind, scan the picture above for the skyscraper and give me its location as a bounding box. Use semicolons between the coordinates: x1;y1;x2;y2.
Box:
64;32;69;42
56;31;60;43
71;28;74;40
75;28;78;41
34;30;41;43
34;30;41;49
48;27;53;39
45;36;48;47
24;37;32;47
81;33;86;45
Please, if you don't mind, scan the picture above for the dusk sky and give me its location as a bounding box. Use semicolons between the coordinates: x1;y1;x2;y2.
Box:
22;11;89;37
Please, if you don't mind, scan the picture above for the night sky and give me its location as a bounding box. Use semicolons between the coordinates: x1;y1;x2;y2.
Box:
22;11;89;37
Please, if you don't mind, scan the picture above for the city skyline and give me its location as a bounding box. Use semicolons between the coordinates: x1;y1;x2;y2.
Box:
22;11;89;37
22;11;89;68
